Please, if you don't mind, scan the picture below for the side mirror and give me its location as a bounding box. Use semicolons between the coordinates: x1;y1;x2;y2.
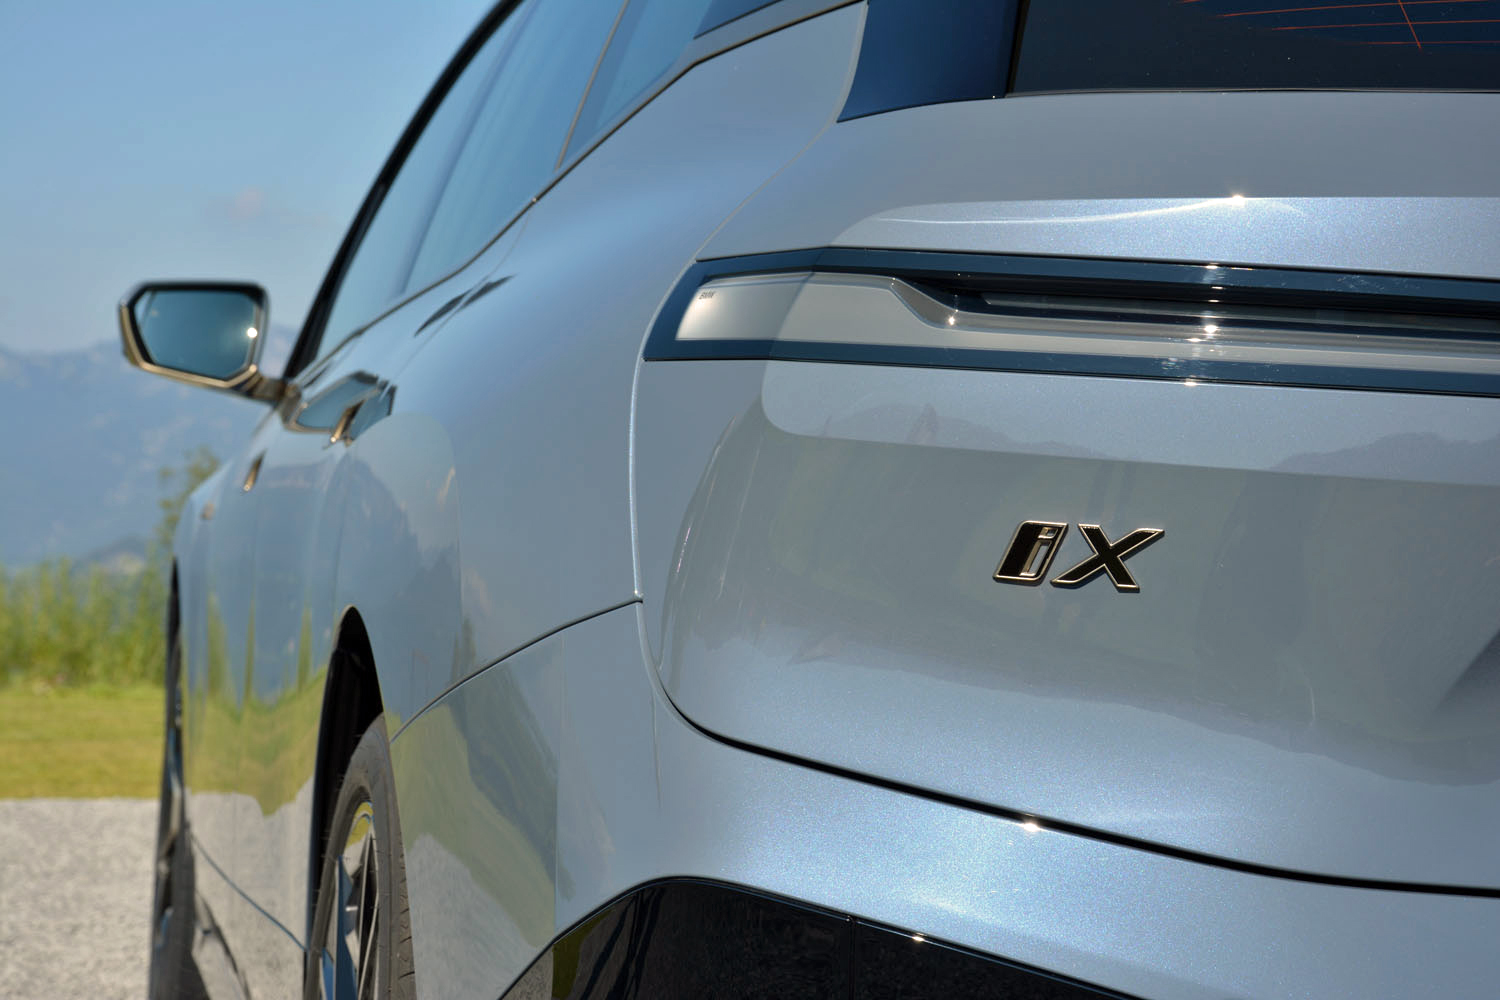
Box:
118;282;285;401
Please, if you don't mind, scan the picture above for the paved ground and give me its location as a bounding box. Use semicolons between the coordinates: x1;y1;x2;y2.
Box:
0;798;154;1000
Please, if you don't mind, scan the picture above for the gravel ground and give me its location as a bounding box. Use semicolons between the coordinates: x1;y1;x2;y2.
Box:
0;798;154;1000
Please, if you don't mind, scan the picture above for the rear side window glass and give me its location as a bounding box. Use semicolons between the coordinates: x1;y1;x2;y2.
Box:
404;0;622;294
319;20;517;350
697;0;780;35
840;0;1016;120
566;0;716;156
1011;0;1500;94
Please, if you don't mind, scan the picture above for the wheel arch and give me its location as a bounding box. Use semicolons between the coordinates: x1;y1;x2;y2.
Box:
168;562;180;638
166;561;185;744
305;606;385;944
166;562;182;719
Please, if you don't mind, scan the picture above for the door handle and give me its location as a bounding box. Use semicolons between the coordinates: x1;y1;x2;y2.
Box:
331;383;394;445
330;400;363;444
242;452;265;493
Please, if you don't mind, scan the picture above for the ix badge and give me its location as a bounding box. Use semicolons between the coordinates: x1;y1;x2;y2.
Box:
994;521;1164;593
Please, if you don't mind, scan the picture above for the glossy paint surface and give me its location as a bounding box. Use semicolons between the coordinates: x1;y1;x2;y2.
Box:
384;3;864;700
171;223;511;974
188;825;303;1000
703;92;1500;280
632;81;1500;891
227;262;496;952
637;356;1500;888
390;627;561;1000
393;604;1500;1000
331;225;526;732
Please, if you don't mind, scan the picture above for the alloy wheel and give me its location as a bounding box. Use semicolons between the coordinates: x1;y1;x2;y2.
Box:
320;799;381;1000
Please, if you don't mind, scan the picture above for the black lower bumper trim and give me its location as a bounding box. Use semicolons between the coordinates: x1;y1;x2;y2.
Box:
501;878;1134;1000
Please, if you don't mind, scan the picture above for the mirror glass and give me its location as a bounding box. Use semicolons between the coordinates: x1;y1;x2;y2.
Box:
132;288;262;380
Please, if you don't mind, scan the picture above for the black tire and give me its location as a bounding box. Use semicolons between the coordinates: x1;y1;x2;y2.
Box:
305;718;416;1000
148;631;208;1000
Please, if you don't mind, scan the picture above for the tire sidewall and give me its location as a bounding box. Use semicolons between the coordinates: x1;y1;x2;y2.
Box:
305;717;414;1000
148;629;206;1000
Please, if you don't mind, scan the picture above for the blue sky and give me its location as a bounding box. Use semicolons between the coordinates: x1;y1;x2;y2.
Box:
0;0;492;354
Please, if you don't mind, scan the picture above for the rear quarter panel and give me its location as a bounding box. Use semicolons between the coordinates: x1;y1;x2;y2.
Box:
634;91;1500;888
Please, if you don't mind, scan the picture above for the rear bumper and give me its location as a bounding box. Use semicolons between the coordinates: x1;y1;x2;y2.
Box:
392;603;1500;1000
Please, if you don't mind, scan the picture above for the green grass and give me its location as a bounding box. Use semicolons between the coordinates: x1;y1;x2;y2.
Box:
0;559;167;690
0;685;162;798
0;448;219;693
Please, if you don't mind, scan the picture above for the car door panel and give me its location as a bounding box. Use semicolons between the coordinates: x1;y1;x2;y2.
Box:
226;264;490;968
171;461;263;1000
190;432;272;857
329;219;527;733
228;362;356;967
385;4;866;694
168;413;287;999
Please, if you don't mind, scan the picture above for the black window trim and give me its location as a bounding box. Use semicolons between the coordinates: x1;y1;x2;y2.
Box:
288;0;858;381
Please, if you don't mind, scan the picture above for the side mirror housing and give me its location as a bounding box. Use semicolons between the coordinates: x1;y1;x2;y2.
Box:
118;282;286;401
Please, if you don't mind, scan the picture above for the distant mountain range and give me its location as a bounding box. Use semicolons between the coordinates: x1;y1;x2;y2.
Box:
0;328;295;566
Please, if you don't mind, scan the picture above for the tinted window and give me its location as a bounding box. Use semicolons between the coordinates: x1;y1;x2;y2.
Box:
697;0;780;35
405;0;623;294
1013;0;1500;94
566;0;715;156
319;18;520;352
839;0;1015;121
